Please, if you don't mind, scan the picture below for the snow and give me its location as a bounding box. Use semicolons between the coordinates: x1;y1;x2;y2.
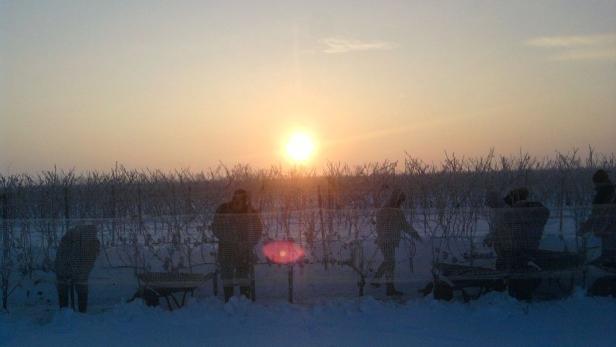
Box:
2;290;615;347
1;211;612;346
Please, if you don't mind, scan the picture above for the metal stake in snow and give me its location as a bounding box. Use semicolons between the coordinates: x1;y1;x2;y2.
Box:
263;240;306;303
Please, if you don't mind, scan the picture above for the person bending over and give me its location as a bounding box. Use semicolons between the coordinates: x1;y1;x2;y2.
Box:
55;225;100;313
372;189;421;296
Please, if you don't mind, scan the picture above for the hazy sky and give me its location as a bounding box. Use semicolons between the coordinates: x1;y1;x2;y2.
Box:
1;0;615;173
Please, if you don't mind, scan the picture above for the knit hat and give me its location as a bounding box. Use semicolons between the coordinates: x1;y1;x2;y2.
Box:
504;187;529;206
592;169;610;184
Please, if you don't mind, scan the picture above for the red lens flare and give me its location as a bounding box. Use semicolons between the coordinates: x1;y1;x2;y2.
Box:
262;241;305;264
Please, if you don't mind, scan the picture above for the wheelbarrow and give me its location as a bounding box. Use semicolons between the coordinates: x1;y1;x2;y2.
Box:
134;272;214;310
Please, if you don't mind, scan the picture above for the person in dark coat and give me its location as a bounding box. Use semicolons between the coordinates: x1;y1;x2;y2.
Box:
212;189;263;302
55;225;100;313
371;189;421;296
486;188;549;300
488;188;549;270
484;189;507;255
580;169;616;261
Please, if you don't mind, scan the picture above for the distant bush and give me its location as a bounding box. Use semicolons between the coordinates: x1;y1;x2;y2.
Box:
0;148;614;309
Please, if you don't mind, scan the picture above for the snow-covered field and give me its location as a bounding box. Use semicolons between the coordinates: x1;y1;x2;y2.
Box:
1;211;612;346
2;290;615;347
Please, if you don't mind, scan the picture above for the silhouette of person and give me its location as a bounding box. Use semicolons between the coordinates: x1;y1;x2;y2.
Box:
580;169;616;261
372;189;420;296
212;189;263;302
55;225;100;313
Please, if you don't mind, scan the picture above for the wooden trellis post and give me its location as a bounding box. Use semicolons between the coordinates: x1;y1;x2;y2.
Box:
317;185;328;269
212;269;218;297
136;185;144;272
63;186;70;232
111;184;117;245
288;264;294;303
1;192;10;310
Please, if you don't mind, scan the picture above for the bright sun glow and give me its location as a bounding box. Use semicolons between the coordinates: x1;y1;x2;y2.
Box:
285;132;316;163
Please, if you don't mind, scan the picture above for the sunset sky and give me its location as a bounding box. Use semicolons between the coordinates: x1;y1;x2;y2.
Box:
1;1;615;173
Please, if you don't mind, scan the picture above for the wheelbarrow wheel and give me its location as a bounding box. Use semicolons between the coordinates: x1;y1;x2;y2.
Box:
508;278;540;301
142;288;160;307
433;280;454;301
588;277;616;297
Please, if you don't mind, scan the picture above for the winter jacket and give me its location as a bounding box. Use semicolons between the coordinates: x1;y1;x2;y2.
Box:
375;207;418;248
581;183;616;235
581;182;616;258
492;201;549;258
212;203;263;264
55;225;100;284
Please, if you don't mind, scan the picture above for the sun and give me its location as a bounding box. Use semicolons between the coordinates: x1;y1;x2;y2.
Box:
285;132;316;163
